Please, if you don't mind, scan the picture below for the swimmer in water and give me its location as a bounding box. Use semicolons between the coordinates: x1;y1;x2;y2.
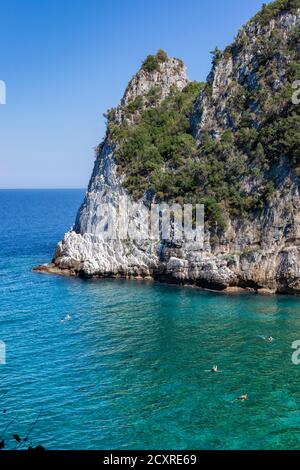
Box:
258;335;274;342
237;394;248;401
211;365;218;373
60;314;72;323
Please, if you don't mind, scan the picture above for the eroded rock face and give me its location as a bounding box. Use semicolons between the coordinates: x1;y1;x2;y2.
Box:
192;9;300;139
121;57;189;106
114;56;189;125
37;8;300;294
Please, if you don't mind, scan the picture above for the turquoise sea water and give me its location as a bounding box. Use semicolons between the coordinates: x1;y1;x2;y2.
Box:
1;189;300;450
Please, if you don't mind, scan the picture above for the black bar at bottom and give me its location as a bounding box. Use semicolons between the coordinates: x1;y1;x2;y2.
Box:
0;450;299;467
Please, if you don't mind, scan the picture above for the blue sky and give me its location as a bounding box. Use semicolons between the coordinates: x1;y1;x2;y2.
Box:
0;0;271;189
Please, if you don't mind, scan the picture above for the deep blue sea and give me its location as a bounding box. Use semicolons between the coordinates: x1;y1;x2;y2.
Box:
1;189;300;450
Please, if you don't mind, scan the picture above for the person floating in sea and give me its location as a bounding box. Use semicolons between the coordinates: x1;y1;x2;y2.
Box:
258;335;275;342
60;314;72;323
205;365;221;373
237;394;248;402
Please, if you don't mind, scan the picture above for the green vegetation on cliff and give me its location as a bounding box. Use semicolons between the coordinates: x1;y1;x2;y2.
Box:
110;82;203;198
253;0;300;26
105;0;300;231
142;49;168;72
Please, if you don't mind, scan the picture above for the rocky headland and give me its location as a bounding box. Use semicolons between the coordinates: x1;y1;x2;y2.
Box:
34;0;300;294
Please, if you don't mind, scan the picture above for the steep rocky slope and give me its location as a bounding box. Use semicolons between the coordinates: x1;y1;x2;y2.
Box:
35;0;300;294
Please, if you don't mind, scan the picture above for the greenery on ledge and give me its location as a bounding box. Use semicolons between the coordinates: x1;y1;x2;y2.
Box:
111;82;203;198
142;49;169;73
253;0;300;26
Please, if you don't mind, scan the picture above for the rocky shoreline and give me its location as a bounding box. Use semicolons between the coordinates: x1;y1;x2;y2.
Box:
33;263;278;296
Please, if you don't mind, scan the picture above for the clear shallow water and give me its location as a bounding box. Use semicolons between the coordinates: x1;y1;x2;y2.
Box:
1;189;300;450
